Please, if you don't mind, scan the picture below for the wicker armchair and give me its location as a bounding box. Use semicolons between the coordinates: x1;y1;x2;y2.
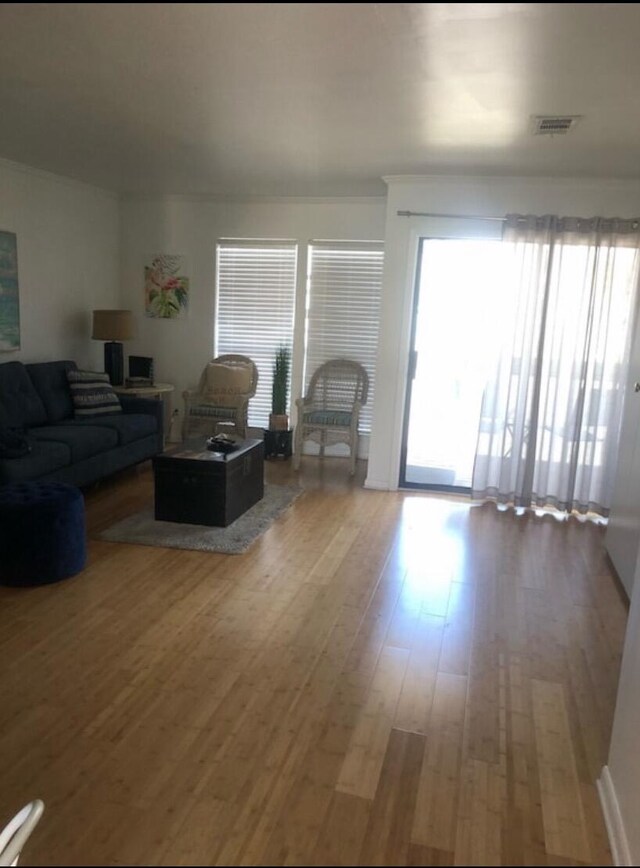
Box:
182;354;258;441
294;359;369;475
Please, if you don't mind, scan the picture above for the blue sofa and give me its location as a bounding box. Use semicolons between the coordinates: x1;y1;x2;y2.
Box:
0;360;163;487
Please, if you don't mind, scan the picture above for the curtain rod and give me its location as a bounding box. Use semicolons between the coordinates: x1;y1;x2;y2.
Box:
396;210;640;228
397;210;507;222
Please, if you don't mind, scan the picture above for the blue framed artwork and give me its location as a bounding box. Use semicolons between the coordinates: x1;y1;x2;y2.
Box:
0;230;20;351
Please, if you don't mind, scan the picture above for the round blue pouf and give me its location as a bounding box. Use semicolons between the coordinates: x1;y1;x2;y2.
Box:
0;482;86;587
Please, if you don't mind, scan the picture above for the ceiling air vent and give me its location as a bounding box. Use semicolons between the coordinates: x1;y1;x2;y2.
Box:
532;115;582;135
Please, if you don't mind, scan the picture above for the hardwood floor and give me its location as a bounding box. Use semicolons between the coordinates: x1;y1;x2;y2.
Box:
0;457;628;866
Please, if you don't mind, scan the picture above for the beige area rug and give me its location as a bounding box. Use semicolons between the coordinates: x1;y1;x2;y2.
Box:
98;484;303;554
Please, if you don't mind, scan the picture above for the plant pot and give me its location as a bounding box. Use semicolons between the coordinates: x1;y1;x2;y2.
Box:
269;413;289;431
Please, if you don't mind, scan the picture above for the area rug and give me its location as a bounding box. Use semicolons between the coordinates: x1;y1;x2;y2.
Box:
97;484;303;554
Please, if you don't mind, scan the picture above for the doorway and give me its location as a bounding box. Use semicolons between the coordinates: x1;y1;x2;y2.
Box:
399;237;509;491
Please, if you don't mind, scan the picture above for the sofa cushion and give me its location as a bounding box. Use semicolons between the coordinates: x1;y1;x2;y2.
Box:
31;425;119;462
0;438;70;484
26;360;78;423
303;409;353;427
67;370;122;418
186;404;236;421
0;361;48;429
65;413;158;445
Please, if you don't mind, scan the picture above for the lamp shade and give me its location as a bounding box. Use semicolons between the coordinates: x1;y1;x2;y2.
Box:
92;310;134;342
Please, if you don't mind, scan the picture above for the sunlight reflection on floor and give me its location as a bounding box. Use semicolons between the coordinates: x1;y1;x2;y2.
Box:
394;493;606;619
397;496;471;613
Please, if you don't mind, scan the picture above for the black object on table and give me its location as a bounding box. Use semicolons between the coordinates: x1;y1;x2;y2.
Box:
206;434;238;455
264;428;293;459
153;438;264;527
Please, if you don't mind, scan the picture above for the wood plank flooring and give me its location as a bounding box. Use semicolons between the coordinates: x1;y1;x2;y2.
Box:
0;457;628;866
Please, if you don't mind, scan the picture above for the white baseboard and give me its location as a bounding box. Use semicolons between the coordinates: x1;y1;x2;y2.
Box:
364;477;391;491
598;765;633;866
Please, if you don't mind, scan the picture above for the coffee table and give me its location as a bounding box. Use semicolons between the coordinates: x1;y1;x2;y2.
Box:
152;438;264;527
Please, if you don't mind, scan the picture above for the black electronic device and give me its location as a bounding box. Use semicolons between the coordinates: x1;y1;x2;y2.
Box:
128;355;154;383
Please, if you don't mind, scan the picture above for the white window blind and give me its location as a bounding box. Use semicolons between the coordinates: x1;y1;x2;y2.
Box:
305;241;384;433
216;239;297;428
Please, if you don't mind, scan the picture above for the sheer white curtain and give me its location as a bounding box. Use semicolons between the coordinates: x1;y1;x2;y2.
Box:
472;215;640;516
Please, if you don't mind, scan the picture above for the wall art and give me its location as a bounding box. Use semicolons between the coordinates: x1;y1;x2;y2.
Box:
144;254;189;319
0;230;20;351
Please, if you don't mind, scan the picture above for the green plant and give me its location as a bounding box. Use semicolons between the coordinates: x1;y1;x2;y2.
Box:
271;344;291;416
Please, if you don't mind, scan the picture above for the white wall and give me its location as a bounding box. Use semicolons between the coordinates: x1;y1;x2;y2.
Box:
602;549;640;865
366;175;640;490
0;157;119;368
119;195;386;440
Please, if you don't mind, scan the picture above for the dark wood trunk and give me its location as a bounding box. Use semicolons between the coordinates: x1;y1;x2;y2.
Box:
152;438;264;527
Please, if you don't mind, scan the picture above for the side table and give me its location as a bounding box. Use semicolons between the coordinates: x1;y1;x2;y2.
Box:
264;428;293;459
113;382;175;447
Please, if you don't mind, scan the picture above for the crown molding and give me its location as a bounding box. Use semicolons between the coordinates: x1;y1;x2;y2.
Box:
382;172;640;191
0;155;118;199
120;192;387;206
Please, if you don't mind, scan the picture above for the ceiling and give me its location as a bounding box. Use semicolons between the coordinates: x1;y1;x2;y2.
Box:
1;3;640;197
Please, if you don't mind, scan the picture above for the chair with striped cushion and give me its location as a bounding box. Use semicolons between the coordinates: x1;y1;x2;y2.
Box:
294;359;369;475
182;355;258;441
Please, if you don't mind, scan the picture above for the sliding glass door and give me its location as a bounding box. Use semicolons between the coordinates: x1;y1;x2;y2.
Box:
399;237;510;490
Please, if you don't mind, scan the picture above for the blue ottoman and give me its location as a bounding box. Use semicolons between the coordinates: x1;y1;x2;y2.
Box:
0;482;86;587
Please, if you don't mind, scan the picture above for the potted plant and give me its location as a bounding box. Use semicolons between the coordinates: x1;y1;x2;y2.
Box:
269;344;291;431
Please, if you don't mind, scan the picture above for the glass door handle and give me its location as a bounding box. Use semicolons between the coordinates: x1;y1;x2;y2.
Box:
635;382;640;392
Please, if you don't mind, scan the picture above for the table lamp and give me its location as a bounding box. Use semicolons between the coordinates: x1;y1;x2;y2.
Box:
92;309;134;385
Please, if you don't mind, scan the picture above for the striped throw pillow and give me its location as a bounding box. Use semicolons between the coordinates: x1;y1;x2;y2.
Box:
67;370;122;417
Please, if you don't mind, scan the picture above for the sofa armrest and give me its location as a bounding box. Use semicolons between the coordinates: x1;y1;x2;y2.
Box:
119;395;164;441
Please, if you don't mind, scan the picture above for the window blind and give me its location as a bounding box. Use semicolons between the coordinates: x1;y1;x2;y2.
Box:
216;239;297;428
305;241;384;433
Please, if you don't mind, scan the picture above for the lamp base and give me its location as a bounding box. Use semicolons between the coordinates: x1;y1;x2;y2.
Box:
104;341;124;386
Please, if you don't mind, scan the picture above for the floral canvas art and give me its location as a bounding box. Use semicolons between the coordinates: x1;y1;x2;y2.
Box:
144;254;189;319
0;231;20;351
